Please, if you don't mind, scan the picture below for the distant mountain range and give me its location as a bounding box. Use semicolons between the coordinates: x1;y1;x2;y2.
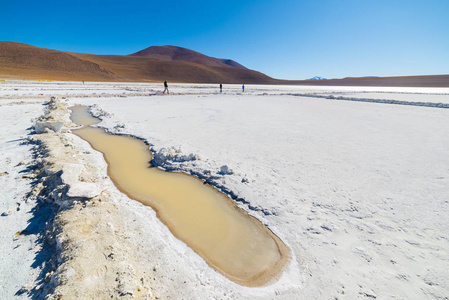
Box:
0;42;448;87
306;76;327;80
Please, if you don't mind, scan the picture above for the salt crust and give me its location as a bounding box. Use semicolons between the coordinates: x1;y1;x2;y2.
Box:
3;81;448;299
21;98;303;299
61;163;104;198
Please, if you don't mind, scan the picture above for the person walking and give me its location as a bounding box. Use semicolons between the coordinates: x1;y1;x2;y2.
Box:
220;83;223;93
242;84;245;93
163;80;169;94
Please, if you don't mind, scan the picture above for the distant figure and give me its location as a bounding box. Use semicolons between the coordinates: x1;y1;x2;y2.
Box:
163;80;169;94
82;81;84;85
242;84;245;93
220;83;223;93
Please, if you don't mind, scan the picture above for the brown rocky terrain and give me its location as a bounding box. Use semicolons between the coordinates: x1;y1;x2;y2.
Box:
0;42;274;83
1;42;448;86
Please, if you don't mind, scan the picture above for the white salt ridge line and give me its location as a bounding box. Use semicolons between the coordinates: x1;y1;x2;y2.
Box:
288;93;449;108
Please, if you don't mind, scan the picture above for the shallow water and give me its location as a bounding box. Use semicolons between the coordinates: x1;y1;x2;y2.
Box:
70;105;288;286
70;105;101;126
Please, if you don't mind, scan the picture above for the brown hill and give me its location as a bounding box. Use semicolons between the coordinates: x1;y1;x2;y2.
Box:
129;45;247;69
72;53;271;83
0;42;116;81
0;42;273;83
0;42;448;86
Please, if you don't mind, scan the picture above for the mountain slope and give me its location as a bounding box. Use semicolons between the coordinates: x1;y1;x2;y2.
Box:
129;45;247;69
0;42;448;86
0;42;117;81
73;53;271;83
0;42;272;83
216;59;247;69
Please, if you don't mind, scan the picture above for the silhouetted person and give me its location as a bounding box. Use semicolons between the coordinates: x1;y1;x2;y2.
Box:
220;83;223;93
242;84;245;93
163;80;169;94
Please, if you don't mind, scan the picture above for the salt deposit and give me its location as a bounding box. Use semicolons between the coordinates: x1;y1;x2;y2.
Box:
1;81;448;299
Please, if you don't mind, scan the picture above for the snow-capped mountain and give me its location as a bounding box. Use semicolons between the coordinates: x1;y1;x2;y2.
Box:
306;76;327;80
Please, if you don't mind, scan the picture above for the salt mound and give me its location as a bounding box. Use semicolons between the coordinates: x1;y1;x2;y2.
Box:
219;165;234;175
61;164;104;199
153;147;199;167
34;121;64;133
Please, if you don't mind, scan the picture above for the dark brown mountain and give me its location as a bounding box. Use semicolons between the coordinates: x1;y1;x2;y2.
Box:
0;42;448;86
0;42;273;83
129;45;247;69
0;42;116;81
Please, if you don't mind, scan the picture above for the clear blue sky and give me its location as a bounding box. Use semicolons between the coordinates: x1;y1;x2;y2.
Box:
1;0;448;79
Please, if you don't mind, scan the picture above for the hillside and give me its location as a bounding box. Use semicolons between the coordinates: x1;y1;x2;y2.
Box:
0;42;448;86
0;42;275;83
129;45;247;69
73;53;272;83
0;42;116;81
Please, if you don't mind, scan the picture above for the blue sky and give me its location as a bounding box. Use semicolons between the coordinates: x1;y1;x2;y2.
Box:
1;0;448;79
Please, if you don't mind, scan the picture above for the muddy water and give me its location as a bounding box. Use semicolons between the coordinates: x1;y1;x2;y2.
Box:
70;106;289;286
70;105;101;126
